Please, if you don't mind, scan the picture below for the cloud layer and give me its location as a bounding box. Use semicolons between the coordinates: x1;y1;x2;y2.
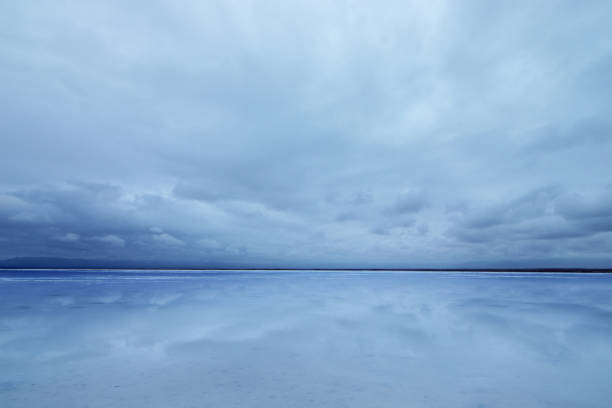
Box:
1;1;612;265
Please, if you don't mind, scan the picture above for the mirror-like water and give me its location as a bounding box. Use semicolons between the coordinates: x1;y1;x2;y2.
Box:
1;270;611;407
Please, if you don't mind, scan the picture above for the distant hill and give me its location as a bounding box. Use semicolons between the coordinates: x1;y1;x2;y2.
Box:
1;257;611;272
0;257;235;270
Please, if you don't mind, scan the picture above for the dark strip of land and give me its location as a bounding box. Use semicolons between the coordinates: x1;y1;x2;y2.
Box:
1;267;611;273
1;257;611;272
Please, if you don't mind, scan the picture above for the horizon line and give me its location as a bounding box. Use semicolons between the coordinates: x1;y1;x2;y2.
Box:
2;267;612;273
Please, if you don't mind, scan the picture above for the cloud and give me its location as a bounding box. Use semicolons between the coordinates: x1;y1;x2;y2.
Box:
443;185;612;263
1;1;612;266
387;191;428;215
93;234;126;247
152;232;184;246
521;116;612;155
555;189;612;220
57;232;80;242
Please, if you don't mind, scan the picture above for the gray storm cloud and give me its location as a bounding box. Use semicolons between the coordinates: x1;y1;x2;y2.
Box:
1;1;612;266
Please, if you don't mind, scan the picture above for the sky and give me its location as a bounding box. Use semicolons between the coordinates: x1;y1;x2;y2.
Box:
1;1;612;267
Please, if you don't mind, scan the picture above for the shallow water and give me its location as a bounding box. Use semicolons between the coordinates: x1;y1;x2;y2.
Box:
1;270;611;407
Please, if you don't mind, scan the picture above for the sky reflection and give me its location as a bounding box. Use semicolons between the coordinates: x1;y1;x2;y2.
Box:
1;271;611;407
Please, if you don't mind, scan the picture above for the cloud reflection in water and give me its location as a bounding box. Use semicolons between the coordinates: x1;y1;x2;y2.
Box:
1;271;611;407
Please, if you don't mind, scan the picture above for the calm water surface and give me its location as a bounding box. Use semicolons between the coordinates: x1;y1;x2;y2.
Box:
1;270;611;407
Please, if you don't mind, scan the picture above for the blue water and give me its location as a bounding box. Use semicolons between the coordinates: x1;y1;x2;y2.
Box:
1;270;611;407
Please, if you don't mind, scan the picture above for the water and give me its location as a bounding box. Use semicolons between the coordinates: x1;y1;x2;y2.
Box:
1;270;611;407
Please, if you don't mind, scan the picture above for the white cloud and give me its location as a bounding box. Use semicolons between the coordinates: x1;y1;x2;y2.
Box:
152;233;184;246
57;232;80;242
92;234;125;247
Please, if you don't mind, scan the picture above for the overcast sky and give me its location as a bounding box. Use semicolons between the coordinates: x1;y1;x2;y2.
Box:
1;1;611;267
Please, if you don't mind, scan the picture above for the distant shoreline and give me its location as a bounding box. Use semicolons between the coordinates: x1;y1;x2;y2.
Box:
1;267;611;273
